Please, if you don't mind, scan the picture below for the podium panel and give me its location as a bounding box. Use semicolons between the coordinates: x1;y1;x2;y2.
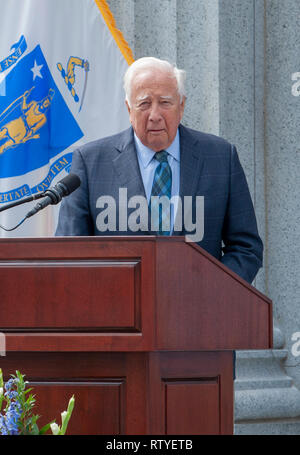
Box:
0;259;141;331
1;351;233;435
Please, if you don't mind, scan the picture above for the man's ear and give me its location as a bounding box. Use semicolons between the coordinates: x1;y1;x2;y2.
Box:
180;96;186;119
125;100;131;115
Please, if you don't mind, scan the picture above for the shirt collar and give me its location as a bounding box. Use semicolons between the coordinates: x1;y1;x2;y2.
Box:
134;129;180;169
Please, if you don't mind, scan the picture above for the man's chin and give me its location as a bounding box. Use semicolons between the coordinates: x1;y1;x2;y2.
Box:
146;133;170;151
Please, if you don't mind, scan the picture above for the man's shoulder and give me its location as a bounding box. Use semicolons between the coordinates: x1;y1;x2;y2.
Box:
179;124;232;150
74;127;133;160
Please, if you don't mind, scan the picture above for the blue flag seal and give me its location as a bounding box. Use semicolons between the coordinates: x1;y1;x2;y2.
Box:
0;42;83;203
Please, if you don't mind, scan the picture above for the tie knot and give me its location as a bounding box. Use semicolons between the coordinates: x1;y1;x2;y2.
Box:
154;150;168;163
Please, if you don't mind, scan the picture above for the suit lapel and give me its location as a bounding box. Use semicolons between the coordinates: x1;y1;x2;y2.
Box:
176;124;205;236
179;124;204;199
112;127;147;200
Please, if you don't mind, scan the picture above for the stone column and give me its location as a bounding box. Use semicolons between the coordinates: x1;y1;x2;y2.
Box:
264;0;300;391
219;0;300;434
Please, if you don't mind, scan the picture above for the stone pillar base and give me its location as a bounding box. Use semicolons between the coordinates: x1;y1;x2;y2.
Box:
234;349;300;435
235;420;300;435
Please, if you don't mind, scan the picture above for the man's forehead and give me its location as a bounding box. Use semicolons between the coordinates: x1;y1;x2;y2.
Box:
132;73;178;100
133;69;177;89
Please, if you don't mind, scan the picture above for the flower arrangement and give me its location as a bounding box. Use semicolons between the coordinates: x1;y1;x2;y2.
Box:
0;369;75;435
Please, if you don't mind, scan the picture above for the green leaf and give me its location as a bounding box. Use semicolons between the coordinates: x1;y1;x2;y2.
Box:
30;423;40;435
0;368;3;388
39;420;56;435
25;394;36;406
30;414;40;425
24;388;34;396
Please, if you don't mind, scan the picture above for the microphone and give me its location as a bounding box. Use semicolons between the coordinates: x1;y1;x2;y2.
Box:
25;173;81;219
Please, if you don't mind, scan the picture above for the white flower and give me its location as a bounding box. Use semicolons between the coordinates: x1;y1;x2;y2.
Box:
50;422;60;435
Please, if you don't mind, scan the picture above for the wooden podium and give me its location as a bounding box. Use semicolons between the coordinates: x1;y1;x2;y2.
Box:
0;236;272;435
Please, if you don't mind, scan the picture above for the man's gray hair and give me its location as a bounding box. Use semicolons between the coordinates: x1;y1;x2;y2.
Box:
124;57;186;106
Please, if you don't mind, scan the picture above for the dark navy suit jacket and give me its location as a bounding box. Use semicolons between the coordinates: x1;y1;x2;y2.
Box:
56;124;263;283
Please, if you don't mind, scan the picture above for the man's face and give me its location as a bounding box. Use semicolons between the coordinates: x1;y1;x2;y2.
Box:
126;69;185;152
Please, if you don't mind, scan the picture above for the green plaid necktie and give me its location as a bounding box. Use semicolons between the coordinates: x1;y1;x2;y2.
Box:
150;150;172;235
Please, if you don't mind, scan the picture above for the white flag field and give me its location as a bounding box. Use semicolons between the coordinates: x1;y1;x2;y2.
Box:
0;0;133;237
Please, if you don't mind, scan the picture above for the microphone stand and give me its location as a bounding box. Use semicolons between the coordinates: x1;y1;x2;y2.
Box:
0;192;46;213
0;192;47;231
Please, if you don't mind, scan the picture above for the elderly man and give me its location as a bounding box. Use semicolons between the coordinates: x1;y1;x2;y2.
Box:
56;57;263;284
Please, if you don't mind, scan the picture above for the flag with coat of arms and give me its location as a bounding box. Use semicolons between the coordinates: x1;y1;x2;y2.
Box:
0;0;133;237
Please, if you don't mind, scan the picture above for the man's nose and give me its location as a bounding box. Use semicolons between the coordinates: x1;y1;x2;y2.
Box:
149;103;163;122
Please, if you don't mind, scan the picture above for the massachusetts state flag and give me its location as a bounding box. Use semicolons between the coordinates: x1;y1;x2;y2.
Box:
0;0;133;236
